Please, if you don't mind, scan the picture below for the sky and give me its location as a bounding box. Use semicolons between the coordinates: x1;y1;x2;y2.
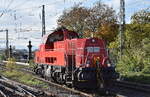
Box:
0;0;150;50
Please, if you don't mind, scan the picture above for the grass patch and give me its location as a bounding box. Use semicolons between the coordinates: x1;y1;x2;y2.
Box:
121;72;150;84
1;69;49;89
2;70;23;80
19;74;49;88
2;70;49;88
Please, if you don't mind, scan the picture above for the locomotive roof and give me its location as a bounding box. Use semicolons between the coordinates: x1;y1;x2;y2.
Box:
42;27;79;44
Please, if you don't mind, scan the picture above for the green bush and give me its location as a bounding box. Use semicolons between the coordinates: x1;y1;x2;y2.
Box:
6;58;19;72
0;54;5;62
142;65;150;74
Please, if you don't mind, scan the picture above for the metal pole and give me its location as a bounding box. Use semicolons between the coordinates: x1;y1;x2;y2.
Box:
9;45;12;58
6;29;9;59
27;40;32;62
119;0;125;59
42;5;46;37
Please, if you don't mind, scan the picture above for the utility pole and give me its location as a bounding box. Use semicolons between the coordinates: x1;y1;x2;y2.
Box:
42;5;46;37
119;0;125;59
0;29;9;59
6;29;9;59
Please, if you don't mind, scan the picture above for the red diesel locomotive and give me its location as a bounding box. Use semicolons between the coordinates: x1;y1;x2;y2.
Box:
34;27;118;89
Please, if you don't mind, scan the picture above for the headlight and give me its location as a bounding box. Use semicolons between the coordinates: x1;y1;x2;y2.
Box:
86;64;90;67
92;39;95;43
107;63;111;67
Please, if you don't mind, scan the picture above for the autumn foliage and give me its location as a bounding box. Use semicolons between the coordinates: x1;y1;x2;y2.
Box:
58;1;118;43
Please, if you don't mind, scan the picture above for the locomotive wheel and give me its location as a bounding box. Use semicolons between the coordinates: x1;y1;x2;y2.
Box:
35;68;44;78
65;75;73;88
35;68;40;75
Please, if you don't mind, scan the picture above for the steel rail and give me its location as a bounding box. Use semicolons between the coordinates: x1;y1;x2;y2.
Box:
0;77;44;97
35;76;93;97
0;75;57;97
0;89;7;97
0;83;25;97
16;85;36;97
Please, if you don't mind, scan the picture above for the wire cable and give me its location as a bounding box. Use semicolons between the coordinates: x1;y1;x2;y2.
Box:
0;0;14;17
6;0;15;9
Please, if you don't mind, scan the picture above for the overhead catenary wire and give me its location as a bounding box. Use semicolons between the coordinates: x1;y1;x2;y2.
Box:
0;2;57;18
0;0;40;18
1;0;148;17
10;0;33;10
5;0;63;13
0;0;15;17
4;2;66;31
1;0;73;42
0;0;78;36
0;0;88;19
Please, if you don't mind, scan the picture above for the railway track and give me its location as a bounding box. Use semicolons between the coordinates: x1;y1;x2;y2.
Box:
106;80;150;97
16;63;120;97
114;80;150;93
21;67;94;97
19;63;150;97
0;62;93;97
15;64;118;97
34;76;94;97
0;62;129;97
0;76;54;97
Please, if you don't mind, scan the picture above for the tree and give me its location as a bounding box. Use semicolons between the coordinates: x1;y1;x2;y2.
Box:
131;9;150;24
85;2;117;39
57;1;118;43
110;8;150;74
58;4;90;37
